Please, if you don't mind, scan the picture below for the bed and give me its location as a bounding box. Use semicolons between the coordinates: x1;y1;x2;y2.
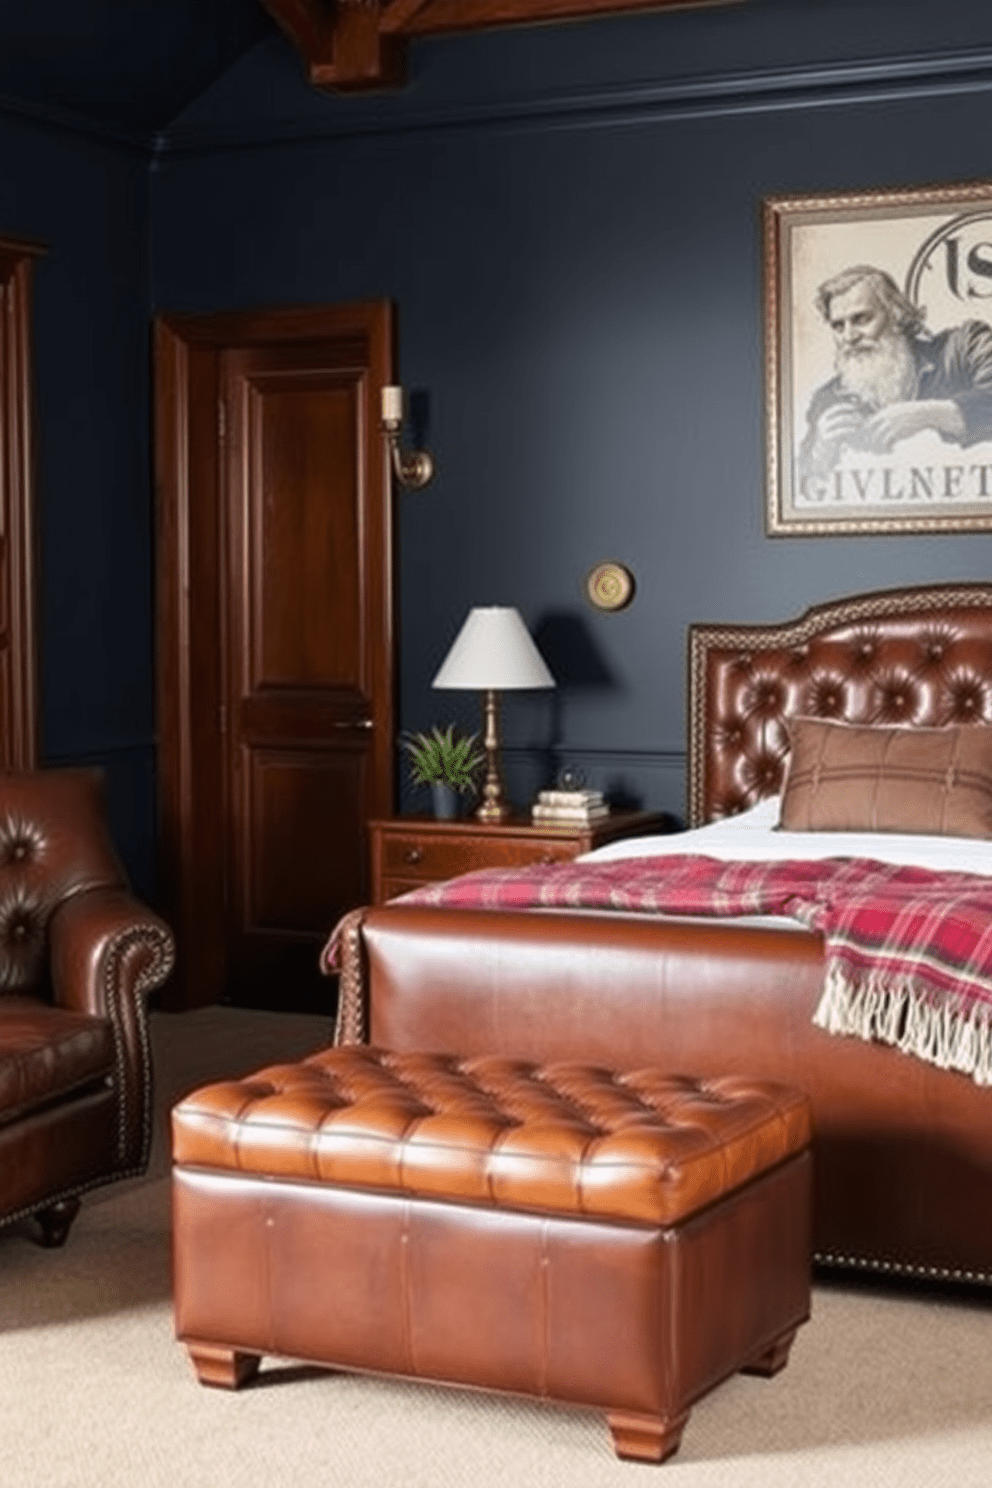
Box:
332;581;992;1285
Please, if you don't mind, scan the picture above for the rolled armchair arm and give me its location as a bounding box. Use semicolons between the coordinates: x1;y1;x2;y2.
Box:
49;886;176;1172
326;906;371;1046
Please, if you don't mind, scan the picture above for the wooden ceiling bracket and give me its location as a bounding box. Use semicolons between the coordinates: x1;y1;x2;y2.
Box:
260;0;406;91
260;0;736;92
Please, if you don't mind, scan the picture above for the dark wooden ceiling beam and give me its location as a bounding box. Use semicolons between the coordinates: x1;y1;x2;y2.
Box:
382;0;730;35
260;0;735;91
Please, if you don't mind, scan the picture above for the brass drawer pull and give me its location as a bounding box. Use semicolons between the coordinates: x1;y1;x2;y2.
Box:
404;846;424;864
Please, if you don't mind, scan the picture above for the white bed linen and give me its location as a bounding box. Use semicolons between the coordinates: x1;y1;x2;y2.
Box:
580;795;992;878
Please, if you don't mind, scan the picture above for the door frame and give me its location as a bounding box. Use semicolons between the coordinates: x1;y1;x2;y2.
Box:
155;301;395;1009
0;237;43;769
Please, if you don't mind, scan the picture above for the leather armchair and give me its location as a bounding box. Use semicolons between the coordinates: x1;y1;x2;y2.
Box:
0;768;175;1245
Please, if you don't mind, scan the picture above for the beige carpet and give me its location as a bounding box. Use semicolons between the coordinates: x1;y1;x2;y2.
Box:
2;1006;992;1487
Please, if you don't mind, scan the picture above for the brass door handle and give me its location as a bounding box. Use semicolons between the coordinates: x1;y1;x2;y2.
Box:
334;719;374;729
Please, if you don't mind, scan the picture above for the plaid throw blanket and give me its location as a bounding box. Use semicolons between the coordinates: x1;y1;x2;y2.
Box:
390;854;992;1086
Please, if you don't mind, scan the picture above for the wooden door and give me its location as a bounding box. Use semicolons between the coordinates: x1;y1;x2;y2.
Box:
156;303;394;1011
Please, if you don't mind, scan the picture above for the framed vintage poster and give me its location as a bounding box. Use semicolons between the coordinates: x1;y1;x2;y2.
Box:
764;179;992;535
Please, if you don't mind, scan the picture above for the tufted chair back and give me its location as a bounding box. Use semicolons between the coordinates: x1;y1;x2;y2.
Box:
687;584;992;827
0;768;126;996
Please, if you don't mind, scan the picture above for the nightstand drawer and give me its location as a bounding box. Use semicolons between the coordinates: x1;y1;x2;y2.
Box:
380;831;575;881
368;812;670;907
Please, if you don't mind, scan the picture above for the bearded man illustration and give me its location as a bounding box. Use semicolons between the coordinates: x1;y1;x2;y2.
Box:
798;264;992;483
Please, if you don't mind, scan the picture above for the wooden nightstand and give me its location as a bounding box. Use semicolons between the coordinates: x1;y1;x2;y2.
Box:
369;811;671;905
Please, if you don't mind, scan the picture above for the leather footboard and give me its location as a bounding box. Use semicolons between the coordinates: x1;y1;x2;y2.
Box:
344;905;992;1284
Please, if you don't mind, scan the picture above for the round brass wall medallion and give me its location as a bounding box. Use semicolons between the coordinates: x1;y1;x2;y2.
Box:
585;562;635;612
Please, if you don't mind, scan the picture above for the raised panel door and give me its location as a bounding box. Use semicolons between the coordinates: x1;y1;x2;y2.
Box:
156;302;394;1010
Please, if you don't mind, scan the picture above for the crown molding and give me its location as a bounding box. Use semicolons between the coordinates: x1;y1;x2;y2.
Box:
0;88;153;156
259;0;733;92
154;43;992;159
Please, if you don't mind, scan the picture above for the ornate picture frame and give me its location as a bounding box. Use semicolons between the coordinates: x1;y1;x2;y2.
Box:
763;179;992;535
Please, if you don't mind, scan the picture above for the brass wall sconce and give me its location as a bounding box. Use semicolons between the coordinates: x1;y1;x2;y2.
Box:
380;385;434;489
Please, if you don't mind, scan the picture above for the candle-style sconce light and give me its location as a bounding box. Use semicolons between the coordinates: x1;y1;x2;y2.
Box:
380;385;434;489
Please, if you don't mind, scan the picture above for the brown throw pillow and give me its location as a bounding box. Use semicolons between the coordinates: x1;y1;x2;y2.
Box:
779;718;992;837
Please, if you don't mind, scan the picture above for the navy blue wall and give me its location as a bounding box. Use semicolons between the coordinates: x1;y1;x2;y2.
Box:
152;5;992;822
0;113;155;893
10;0;991;883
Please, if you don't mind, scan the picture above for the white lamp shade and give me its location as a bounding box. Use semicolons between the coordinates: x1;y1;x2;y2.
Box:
432;607;556;691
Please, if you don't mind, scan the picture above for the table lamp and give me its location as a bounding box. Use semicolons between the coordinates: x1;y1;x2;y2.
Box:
432;606;555;822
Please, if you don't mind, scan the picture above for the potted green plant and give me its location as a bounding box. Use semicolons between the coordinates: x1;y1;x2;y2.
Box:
401;724;485;819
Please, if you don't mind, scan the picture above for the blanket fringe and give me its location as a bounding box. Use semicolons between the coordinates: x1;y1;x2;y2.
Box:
813;966;992;1086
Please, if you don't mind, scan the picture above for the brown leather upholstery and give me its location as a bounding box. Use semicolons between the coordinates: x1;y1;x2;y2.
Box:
688;582;992;825
339;892;992;1285
172;1045;810;1226
327;584;992;1287
172;1047;812;1463
0;768;175;1241
0;998;115;1121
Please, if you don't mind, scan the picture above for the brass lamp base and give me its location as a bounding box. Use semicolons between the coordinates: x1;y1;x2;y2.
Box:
476;800;510;823
475;688;510;822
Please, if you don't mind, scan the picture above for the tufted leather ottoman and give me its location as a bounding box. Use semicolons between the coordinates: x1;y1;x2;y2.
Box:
172;1046;812;1464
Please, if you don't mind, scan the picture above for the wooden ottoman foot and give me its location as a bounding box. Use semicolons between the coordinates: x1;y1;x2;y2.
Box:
186;1341;261;1390
607;1408;690;1463
740;1327;798;1378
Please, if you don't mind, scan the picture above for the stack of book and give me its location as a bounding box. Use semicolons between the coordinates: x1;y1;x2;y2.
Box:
531;788;610;827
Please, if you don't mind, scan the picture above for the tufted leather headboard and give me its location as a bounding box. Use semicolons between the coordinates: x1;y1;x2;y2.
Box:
687;583;992;828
